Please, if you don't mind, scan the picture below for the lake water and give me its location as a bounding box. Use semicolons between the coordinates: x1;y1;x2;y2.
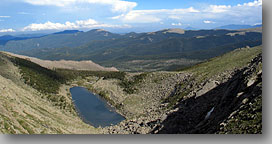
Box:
70;87;125;128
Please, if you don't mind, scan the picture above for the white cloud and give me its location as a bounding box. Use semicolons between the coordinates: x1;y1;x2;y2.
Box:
171;23;182;26
75;19;98;26
23;0;137;13
203;20;215;24
0;16;10;18
0;29;15;32
173;7;200;13
206;5;231;13
205;0;262;14
111;7;199;23
240;0;262;7
107;0;261;27
118;10;162;23
190;0;262;26
22;19;131;31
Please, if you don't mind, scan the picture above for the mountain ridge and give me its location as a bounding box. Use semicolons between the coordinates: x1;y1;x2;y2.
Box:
2;51;118;71
53;30;83;35
215;24;262;30
0;27;262;72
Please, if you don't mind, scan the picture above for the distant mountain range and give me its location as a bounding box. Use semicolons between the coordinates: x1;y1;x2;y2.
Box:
215;24;262;30
0;29;121;51
0;33;48;45
53;30;83;35
0;35;31;45
0;27;262;71
0;30;87;46
184;27;199;30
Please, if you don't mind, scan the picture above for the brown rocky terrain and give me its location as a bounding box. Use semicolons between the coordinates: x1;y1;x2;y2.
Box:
2;52;118;71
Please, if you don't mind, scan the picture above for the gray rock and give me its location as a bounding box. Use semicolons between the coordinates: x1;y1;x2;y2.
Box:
195;80;218;97
247;79;255;87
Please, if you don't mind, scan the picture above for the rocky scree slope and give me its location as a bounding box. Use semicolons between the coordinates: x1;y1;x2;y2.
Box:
76;46;262;134
152;53;262;134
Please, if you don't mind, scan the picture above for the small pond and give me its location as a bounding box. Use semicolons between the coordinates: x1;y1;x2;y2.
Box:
70;87;125;128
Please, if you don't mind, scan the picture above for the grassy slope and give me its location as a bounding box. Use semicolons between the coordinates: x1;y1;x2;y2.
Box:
0;52;130;134
0;52;99;134
186;45;262;82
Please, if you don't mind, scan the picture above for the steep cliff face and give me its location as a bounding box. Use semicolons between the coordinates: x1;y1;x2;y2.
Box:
152;54;262;134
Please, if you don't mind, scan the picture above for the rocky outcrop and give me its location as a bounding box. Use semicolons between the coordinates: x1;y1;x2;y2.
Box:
93;72;191;134
152;54;262;134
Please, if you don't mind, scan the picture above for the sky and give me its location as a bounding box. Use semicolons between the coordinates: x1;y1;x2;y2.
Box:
0;0;263;34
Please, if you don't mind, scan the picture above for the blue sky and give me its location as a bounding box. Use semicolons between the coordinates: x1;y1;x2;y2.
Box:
0;0;262;34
